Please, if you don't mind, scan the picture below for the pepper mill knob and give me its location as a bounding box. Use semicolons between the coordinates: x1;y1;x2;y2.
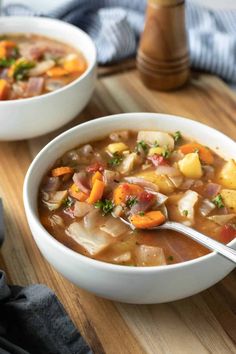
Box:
137;0;190;91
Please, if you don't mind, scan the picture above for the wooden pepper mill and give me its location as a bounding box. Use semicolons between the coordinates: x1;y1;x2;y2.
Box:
137;0;190;91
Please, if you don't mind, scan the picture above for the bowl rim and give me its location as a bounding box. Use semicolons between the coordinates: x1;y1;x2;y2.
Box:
23;112;236;273
0;16;97;105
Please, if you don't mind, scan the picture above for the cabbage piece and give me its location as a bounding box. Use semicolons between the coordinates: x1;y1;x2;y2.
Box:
100;216;128;237
135;245;166;266
137;131;174;150
118;152;138;174
73;201;93;218
66;222;114;256
208;214;236;225
42;190;68;211
178;190;199;222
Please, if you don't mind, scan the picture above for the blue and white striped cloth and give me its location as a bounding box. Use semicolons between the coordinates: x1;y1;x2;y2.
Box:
3;0;236;82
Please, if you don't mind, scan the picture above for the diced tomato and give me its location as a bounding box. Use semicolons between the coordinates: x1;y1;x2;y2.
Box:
148;154;168;167
139;191;155;203
86;162;104;173
220;225;236;244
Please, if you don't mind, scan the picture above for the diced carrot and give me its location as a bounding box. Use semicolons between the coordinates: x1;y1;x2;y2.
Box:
69;183;88;202
130;211;166;229
87;179;105;204
0;40;17;48
113;183;144;205
51;166;74;177
63;58;87;73
179;143;214;165
0;46;6;59
0;79;10;100
46;67;68;77
92;171;103;186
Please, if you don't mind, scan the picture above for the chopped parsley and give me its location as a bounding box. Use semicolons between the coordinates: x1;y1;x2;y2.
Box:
0;57;15;68
161;146;171;159
194;148;200;154
167;255;174;261
138;211;145;216
94;199;114;215
13;59;35;80
108;152;123;167
212;194;224;208
126;197;138;208
173;131;182;143
182;209;188;216
136;140;148;154
62;198;73;208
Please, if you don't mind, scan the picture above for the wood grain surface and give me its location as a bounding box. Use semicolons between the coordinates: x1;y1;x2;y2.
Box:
0;69;236;354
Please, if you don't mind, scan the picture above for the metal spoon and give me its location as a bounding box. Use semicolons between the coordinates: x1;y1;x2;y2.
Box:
120;207;236;264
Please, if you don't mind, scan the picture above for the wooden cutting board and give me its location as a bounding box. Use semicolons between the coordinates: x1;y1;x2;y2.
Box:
0;69;236;354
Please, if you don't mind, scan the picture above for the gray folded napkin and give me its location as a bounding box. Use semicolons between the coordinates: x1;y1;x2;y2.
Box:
2;0;236;83
0;271;92;354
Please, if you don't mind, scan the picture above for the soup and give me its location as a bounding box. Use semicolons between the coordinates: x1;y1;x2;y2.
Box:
0;34;87;100
38;130;236;266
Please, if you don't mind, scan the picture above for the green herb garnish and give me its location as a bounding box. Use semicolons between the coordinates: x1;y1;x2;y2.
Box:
138;211;145;216
167;255;174;261
173;131;182;143
0;57;15;68
13;59;35;80
161;146;171;159
154;140;159;147
62;198;73;208
108;152;123;167
194;148;200;154
182;210;188;216
136;140;148;154
94;199;114;215
212;194;224;208
126;197;138;208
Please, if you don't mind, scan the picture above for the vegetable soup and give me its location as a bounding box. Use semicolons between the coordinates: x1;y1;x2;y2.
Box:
0;34;87;100
38;130;236;267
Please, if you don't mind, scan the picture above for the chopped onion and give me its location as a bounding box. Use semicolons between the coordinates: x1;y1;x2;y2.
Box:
113;252;131;263
156;165;180;177
135;245;166;266
29;60;55;76
112;205;123;218
124;176;159;192
26;77;44;97
73;201;93;218
100;216;128;237
42;176;60;192
73;172;90;194
80;144;94;156
208;214;236;225
179;179;195;190
169;175;183;188
66;222;113;256
45;79;65;92
199;199;215;216
178;190;199;221
203;165;215;180
204;183;221;199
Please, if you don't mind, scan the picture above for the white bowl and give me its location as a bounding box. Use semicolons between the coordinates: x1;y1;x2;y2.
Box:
0;16;97;140
23;113;236;304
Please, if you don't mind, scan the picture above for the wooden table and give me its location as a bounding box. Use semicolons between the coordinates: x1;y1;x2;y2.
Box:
0;67;236;354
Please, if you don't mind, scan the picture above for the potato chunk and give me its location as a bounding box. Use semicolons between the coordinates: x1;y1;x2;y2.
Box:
178;153;203;179
135;171;175;194
221;189;236;213
218;160;236;189
137;131;174;150
107;142;129;154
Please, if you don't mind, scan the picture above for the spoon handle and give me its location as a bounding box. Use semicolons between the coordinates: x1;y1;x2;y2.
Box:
163;221;236;264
